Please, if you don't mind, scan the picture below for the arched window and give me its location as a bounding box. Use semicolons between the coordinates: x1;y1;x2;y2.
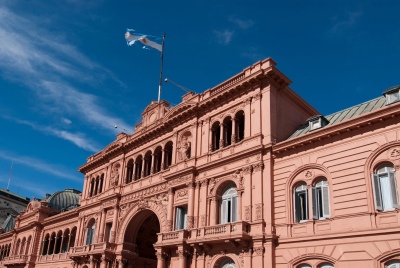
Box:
312;178;330;220
85;220;95;245
220;184;238;224
164;141;173;168
144;151;152;177
48;233;56;254
99;174;104;193
94;176;99;196
221;258;236;268
153;146;162;173
223;116;233;147
14;239;20;255
211;122;221;151
294;183;308;222
126;159;134;183
372;164;399;211
69;227;77;249
42;234;50;255
387;261;400;268
235;111;245;142
61;229;70;253
89;179;95;197
318;263;334;268
135;155;143;180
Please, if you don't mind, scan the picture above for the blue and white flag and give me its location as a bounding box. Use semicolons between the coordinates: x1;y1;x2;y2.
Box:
125;29;162;52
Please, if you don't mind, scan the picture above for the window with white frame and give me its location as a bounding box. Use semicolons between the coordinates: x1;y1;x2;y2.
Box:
175;206;187;230
372;164;399;211
220;185;238;224
312;178;330;220
85;222;95;245
294;183;308;222
387;261;400;268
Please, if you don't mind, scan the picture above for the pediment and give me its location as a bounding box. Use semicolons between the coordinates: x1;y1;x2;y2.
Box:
103;142;122;154
163;101;197;122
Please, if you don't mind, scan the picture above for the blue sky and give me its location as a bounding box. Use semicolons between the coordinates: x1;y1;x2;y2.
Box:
0;0;399;199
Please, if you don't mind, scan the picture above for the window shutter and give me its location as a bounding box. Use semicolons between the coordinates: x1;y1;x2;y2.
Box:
183;207;188;229
311;187;318;220
294;192;301;222
322;185;330;218
304;189;309;220
372;174;383;210
389;171;400;208
232;196;238;222
85;228;91;245
175;207;182;230
221;200;228;224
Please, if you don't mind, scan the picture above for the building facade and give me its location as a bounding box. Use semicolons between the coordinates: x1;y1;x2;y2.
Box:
0;58;400;268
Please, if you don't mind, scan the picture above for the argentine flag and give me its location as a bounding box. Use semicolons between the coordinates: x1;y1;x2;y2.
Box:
125;29;162;52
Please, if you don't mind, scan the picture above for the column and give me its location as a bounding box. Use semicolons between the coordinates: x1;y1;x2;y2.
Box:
59;235;65;253
193;182;200;228
238;190;243;221
177;246;187;268
219;123;224;148
161;149;165;170
232;118;237;143
156;248;166;268
166;189;175;231
46;238;51;255
187;183;195;229
98;209;106;242
141;158;145;178
110;205;119;243
100;256;108;268
151;153;156;174
244;97;252;138
171;132;178;165
209;198;217;225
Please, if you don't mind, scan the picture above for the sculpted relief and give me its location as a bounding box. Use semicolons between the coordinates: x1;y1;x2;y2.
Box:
178;131;192;161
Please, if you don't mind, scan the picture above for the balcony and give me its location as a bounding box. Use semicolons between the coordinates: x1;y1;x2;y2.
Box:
155;229;189;247
189;221;251;245
37;253;69;262
3;255;28;266
69;242;115;258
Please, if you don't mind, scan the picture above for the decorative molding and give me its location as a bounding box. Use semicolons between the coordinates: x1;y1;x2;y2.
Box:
200;215;206;227
168;175;193;186
121;183;167;203
255;203;262;220
187;216;194;229
244;206;251;221
253;246;264;256
252;162;264;173
388;147;400;160
304;170;314;179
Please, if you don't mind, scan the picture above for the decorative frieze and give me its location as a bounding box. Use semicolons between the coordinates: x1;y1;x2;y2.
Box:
388;147;400;159
121;183;168;203
167;175;193;186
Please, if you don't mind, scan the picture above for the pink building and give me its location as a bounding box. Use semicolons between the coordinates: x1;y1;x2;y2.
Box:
0;58;399;268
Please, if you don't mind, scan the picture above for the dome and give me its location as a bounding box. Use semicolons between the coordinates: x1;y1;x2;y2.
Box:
46;188;81;211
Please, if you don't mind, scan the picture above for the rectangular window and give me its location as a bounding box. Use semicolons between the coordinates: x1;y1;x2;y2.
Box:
175;206;187;230
104;223;112;242
294;190;308;222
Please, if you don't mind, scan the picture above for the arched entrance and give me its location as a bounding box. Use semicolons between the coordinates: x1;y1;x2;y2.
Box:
123;209;160;268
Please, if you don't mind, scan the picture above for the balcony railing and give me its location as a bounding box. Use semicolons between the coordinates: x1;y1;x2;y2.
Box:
156;229;189;246
3;254;28;265
38;253;69;262
69;242;115;256
190;221;250;243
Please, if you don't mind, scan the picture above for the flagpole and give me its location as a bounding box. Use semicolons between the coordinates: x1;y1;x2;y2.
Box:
157;33;166;102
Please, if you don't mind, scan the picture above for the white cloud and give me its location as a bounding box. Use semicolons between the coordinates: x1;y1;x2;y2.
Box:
214;30;234;45
229;17;254;29
0;5;130;135
329;11;362;34
2;116;101;152
0;150;82;182
61;118;72;125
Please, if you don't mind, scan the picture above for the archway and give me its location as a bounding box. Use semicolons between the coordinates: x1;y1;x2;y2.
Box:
123;210;160;268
